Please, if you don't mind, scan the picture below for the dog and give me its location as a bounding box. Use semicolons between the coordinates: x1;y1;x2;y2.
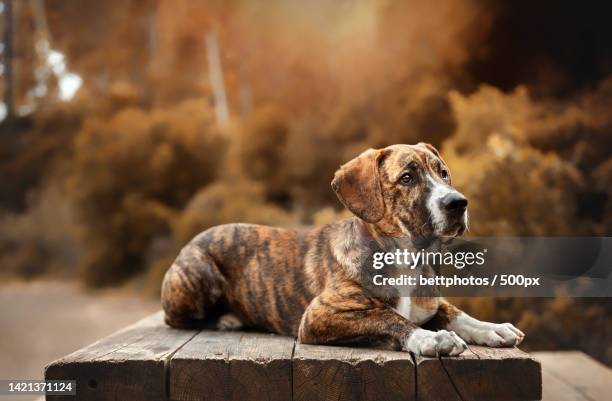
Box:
161;143;524;356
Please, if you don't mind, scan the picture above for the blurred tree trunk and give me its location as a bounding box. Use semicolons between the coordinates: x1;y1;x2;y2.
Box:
3;0;14;120
205;31;229;128
30;0;53;108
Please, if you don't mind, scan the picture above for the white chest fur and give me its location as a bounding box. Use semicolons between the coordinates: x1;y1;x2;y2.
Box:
393;297;438;325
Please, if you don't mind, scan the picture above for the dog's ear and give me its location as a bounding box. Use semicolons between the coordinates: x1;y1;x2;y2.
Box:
331;148;385;223
418;142;441;158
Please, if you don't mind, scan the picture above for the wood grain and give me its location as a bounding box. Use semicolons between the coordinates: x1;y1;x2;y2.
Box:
45;312;199;401
416;345;541;401
293;343;415;401
169;330;295;401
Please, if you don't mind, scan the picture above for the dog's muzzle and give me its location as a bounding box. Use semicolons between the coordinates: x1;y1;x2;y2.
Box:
426;178;468;237
440;192;468;215
441;191;468;237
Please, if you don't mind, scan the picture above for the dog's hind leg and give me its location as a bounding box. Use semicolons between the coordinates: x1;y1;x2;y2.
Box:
216;313;243;331
161;243;226;328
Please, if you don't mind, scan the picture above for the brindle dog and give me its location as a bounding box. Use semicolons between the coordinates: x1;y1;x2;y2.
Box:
161;143;524;356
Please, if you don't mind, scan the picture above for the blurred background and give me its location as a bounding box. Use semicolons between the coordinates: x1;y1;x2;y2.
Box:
0;0;610;384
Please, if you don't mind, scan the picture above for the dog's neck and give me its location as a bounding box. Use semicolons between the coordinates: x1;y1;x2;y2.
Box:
354;217;441;253
332;217;442;276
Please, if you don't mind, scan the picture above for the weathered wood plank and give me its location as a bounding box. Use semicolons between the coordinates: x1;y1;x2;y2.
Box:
414;346;478;401
45;311;199;401
416;345;541;401
293;343;415;401
539;369;590;401
533;351;612;401
169;330;295;401
44;311;547;401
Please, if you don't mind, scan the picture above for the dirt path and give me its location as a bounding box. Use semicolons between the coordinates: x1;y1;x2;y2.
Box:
0;281;158;400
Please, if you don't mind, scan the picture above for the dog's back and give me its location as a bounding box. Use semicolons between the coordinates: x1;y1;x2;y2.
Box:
162;222;340;335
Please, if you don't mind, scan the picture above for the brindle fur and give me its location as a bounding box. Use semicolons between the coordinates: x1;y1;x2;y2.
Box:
161;143;468;350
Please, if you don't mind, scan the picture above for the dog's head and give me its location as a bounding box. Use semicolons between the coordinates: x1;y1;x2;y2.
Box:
332;143;467;240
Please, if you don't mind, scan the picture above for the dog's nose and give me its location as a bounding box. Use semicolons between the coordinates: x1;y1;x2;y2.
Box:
441;192;468;213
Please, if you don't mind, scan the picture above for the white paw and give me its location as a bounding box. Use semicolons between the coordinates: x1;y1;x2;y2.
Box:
473;322;525;347
216;313;243;331
405;329;467;357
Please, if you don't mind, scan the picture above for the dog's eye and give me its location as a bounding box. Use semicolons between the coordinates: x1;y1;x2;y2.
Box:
440;169;449;179
400;172;414;185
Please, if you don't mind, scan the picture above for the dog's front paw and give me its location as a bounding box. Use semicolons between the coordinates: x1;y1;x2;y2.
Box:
471;323;525;347
405;329;467;357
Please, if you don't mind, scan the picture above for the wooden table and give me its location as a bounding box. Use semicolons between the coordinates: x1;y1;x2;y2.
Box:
534;351;612;401
45;311;548;400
